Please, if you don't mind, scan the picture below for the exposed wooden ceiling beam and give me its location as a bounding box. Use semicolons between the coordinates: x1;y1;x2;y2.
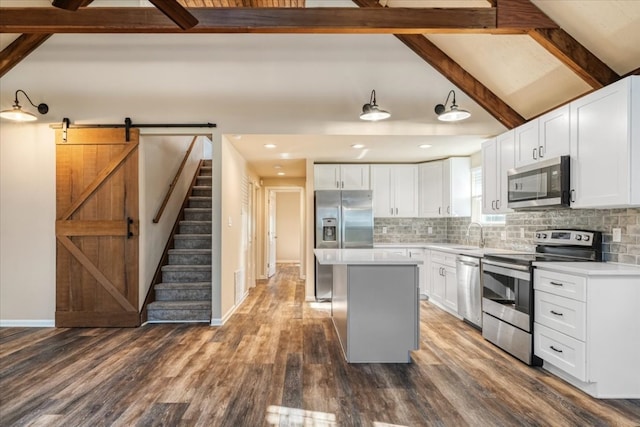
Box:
351;0;524;129
496;0;556;29
149;0;199;30
395;34;525;129
0;7;550;34
0;34;51;78
529;28;619;89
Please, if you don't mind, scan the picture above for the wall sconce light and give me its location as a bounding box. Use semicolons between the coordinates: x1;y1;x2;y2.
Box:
0;90;49;122
360;90;391;121
434;90;471;122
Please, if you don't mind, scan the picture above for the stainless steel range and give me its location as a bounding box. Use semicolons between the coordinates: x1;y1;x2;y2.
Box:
481;229;602;365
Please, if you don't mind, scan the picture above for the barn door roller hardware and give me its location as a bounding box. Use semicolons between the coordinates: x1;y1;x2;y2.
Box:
53;117;217;143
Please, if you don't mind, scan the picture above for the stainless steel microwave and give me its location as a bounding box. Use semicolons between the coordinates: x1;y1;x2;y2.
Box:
507;156;570;209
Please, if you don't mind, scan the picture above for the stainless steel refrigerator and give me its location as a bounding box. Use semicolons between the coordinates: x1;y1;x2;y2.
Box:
314;190;374;300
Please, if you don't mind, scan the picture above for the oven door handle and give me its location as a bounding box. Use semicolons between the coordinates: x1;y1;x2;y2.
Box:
482;260;530;281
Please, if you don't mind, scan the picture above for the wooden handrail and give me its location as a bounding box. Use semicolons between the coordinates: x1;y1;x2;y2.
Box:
152;136;198;224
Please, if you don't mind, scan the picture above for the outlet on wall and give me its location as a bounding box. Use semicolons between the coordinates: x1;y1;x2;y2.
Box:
520;227;525;238
382;226;387;234
612;228;622;242
501;231;507;241
428;227;433;235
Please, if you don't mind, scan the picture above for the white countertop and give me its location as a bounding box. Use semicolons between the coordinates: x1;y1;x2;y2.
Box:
314;249;423;265
374;243;523;258
533;261;640;276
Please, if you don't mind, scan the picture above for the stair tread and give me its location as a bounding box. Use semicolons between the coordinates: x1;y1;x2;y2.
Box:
148;301;211;309
168;249;211;254
155;282;211;289
192;185;212;189
162;264;211;271
179;220;212;224
188;196;212;199
174;234;211;239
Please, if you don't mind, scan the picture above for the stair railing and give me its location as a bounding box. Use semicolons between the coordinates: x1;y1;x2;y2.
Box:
153;136;198;224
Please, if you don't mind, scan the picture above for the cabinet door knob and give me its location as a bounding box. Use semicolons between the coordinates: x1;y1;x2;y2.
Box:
438;207;441;215
336;181;340;188
570;189;576;203
539;145;544;158
491;200;496;210
496;200;501;210
533;147;538;160
447;206;450;214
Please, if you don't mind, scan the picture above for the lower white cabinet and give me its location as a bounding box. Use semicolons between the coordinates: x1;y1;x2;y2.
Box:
428;250;459;316
533;266;640;398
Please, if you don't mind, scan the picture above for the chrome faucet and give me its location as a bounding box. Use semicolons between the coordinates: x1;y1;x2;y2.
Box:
466;222;485;248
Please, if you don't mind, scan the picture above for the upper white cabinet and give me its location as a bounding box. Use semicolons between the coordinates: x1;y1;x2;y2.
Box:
371;164;419;218
314;164;370;190
570;76;640;208
514;120;539;168
514;105;570;168
482;130;514;214
419;158;470;218
538;105;571;161
443;158;471;217
418;161;443;217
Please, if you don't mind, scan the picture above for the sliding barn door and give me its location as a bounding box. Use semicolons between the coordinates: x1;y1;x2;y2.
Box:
55;128;140;327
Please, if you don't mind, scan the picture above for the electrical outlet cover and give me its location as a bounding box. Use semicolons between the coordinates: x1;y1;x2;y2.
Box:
612;228;622;242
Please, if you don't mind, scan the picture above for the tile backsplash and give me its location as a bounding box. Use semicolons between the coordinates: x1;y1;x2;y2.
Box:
374;208;640;265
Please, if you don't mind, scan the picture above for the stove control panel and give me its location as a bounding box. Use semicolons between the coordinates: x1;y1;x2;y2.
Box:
534;229;598;247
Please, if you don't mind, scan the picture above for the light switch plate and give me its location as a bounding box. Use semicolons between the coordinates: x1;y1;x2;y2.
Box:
520;228;525;238
382;226;387;234
612;228;622;242
428;226;433;235
501;231;507;241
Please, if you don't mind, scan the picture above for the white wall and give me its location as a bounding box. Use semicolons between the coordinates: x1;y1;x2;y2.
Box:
219;136;259;322
275;192;301;263
139;135;207;309
0;123;57;325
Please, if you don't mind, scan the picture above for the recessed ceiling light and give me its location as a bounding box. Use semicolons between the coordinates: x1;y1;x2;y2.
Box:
419;144;432;149
274;165;282;169
351;144;365;149
264;144;277;149
232;134;242;140
280;153;290;159
277;172;285;176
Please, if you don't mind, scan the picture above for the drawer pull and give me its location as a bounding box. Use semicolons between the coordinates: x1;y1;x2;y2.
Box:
550;281;564;286
550;345;563;353
550;310;564;316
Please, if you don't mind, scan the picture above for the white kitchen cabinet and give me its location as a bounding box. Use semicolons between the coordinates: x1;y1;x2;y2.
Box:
514;120;539;168
428;250;458;316
314;164;370;190
533;265;640;398
514;105;570;168
371;164;419;218
482;130;514;214
418;161;443;217
443;157;471;217
569;76;640;208
418;158;470;218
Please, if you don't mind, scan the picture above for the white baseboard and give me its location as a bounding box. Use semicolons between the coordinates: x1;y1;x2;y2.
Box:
0;319;55;327
210;290;249;326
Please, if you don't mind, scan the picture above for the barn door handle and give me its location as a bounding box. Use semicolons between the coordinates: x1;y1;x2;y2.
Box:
127;217;134;238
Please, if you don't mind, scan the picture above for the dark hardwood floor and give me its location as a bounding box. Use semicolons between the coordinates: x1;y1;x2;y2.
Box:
1;264;639;426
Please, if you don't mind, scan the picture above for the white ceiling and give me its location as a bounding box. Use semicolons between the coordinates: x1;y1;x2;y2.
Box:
1;0;639;179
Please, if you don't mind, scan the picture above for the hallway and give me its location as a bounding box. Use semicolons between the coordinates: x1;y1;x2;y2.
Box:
1;264;639;426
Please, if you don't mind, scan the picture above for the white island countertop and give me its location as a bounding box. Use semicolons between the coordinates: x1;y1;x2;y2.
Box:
314;249;423;265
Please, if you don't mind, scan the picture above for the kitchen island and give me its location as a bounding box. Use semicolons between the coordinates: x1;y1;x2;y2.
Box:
314;249;422;363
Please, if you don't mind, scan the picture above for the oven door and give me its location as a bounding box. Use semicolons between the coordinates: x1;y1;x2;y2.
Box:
507;155;570;209
481;260;532;332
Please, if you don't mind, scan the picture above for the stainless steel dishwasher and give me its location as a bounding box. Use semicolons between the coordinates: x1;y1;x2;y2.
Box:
456;255;482;330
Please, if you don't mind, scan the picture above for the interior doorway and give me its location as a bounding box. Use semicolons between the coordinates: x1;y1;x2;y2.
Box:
264;187;304;279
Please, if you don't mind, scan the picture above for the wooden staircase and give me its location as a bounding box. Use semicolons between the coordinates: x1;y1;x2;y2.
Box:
147;160;212;323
